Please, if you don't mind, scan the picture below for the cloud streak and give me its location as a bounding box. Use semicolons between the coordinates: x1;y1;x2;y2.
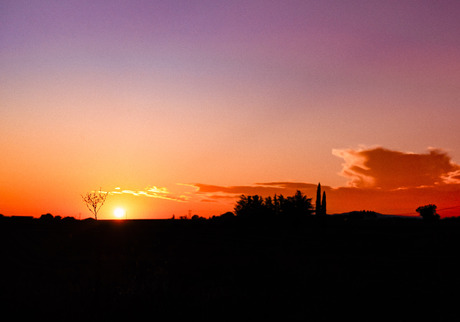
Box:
191;182;322;203
109;186;189;202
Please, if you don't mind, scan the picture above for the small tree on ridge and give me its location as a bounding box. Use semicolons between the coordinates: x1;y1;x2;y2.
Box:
81;188;108;220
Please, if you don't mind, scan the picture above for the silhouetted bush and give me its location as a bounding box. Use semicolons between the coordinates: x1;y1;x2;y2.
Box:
191;214;206;221
40;213;54;222
62;216;76;223
209;212;236;222
220;211;235;219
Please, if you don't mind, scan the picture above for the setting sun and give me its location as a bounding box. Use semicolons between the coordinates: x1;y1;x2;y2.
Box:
114;207;126;219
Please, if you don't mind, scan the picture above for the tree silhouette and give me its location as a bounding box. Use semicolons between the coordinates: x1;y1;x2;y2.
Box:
234;194;269;219
321;191;327;215
416;204;439;221
81;188;108;220
286;190;313;218
316;183;323;215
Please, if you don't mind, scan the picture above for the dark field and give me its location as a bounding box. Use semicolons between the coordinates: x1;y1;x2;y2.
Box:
1;216;460;321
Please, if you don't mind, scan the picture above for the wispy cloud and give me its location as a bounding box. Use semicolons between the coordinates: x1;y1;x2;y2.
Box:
108;186;189;202
192;182;321;202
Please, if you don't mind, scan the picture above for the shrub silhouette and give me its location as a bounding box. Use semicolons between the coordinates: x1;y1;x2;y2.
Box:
220;212;235;220
40;213;54;222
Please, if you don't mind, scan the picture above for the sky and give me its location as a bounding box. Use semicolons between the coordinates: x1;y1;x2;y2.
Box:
1;0;460;219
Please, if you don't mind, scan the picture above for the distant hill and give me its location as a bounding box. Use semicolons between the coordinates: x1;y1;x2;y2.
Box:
330;211;421;220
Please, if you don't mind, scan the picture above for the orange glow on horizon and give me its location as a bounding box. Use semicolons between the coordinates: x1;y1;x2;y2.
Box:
2;147;460;219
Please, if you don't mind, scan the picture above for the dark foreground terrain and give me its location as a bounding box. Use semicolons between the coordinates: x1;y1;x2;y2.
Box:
1;216;460;321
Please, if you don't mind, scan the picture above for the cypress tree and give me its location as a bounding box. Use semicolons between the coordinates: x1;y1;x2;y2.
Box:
321;191;327;215
316;183;322;215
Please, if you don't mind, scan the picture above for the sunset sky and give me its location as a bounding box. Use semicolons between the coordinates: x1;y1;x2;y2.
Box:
1;1;460;219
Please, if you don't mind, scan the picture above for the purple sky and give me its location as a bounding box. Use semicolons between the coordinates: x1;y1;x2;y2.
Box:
1;1;460;218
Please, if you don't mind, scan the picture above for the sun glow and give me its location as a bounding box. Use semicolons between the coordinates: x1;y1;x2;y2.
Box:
114;207;126;219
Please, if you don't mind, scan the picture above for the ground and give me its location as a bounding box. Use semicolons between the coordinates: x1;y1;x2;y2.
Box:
1;216;460;321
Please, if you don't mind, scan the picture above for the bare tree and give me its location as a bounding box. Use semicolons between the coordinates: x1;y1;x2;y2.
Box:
81;188;108;220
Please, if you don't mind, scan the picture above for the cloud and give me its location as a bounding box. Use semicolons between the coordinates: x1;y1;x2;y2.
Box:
442;169;460;184
192;182;322;202
109;186;189;202
333;147;460;189
194;182;319;194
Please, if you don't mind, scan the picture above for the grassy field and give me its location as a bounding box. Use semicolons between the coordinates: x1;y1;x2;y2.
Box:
1;216;460;320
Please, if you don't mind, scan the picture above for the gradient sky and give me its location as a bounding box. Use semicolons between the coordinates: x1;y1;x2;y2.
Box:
1;0;460;219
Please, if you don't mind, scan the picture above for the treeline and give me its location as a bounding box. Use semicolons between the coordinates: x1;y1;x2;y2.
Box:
233;183;326;220
0;213;83;223
234;190;314;219
175;190;319;221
